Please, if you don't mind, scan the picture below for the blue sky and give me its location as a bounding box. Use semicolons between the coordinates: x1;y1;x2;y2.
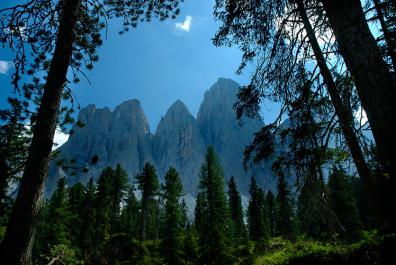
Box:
0;0;282;137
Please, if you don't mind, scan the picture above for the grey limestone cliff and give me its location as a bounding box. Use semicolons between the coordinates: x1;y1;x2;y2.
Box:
46;78;277;197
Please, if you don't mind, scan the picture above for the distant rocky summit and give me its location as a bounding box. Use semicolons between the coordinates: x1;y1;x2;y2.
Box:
46;78;276;199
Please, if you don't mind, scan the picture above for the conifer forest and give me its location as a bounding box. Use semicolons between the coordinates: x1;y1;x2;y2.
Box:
1;0;396;264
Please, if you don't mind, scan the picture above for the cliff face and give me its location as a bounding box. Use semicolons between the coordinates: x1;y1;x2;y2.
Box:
197;78;274;193
46;78;276;197
153;100;206;193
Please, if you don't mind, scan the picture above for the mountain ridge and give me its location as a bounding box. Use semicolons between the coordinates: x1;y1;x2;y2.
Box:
46;78;276;198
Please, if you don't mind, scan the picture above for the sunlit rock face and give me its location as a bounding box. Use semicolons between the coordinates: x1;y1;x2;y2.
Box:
46;78;277;198
47;99;154;191
153;99;206;194
197;78;274;194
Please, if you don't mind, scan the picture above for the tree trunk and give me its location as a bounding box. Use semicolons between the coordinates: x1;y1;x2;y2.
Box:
0;0;81;264
373;0;396;68
320;0;396;232
295;0;382;226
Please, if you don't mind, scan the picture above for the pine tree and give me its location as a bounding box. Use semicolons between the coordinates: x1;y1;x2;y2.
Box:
110;164;129;234
121;187;140;239
95;167;114;244
46;178;71;249
67;183;85;248
194;192;207;236
79;178;97;262
328;166;361;239
161;167;185;265
0;99;30;218
180;198;189;230
197;146;231;265
266;191;276;237
136;162;159;241
248;177;269;242
183;228;199;265
227;176;246;244
276;174;293;238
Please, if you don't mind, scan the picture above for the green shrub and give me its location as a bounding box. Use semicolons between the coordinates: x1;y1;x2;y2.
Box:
254;233;396;265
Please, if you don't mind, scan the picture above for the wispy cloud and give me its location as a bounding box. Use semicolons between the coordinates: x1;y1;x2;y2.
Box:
0;60;13;74
175;15;192;33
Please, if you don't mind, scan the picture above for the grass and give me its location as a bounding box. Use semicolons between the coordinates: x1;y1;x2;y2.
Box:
253;232;396;265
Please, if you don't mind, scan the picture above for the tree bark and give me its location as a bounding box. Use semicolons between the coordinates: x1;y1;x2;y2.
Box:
373;0;396;69
320;0;396;232
295;0;383;228
0;0;81;264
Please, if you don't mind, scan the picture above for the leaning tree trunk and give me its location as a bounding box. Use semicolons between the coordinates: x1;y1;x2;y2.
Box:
320;0;396;232
373;0;396;69
0;0;81;264
295;0;383;227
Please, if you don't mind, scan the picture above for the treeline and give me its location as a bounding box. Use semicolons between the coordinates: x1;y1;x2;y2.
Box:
28;146;368;265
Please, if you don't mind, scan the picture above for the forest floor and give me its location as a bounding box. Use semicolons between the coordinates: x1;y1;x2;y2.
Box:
251;233;396;265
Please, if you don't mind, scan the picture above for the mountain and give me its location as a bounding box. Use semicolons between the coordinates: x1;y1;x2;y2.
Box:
197;78;274;193
153;100;205;194
46;78;277;198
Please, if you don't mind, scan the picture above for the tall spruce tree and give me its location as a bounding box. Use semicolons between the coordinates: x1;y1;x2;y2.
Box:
79;178;97;262
67;183;85;248
120;187;140;239
161;167;185;265
110;164;129;234
46;177;71;249
136;162;159;241
194;192;207;237
180;198;189;230
183;227;199;265
227;176;247;244
0;99;30;217
328;166;361;239
266;191;276;237
248;177;269;242
276;174;293;237
197;146;231;265
95;167;114;245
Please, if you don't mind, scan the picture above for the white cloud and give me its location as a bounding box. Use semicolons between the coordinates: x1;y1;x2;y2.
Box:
0;60;13;74
53;129;69;150
175;15;192;32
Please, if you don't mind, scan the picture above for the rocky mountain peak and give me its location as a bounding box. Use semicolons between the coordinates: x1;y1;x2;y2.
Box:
166;99;191;118
47;78;276;198
170;99;188;110
114;99;142;113
110;99;150;134
153;99;205;192
201;77;239;104
156;99;194;132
